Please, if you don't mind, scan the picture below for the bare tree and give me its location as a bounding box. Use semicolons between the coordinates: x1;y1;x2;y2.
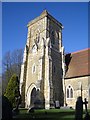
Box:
2;49;23;94
11;49;23;79
3;51;12;82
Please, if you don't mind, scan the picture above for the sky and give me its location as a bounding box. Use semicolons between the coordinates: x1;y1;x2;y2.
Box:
2;2;88;57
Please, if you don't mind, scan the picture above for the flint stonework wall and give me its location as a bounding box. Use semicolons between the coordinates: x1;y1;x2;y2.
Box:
65;76;89;109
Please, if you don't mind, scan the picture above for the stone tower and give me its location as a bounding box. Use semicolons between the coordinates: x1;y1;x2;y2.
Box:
20;10;64;109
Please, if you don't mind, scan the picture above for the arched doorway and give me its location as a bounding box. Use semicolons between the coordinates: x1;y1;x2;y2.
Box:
30;87;36;105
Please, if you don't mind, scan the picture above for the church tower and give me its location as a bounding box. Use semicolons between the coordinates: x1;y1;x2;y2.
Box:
20;10;64;109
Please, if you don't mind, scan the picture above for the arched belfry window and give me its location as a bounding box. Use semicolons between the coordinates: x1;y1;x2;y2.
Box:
57;32;59;40
66;85;73;98
55;31;59;40
35;29;40;43
36;33;40;43
51;31;55;44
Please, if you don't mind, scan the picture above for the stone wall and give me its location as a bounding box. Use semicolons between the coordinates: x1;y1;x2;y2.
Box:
65;76;89;109
20;11;64;109
25;16;47;108
48;17;64;106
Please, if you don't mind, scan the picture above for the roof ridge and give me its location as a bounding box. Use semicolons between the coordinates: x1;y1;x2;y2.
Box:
71;48;90;54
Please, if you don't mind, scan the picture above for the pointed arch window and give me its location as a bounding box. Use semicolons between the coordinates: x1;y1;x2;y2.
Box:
71;88;73;98
36;33;40;44
67;88;69;98
51;31;55;44
66;85;73;98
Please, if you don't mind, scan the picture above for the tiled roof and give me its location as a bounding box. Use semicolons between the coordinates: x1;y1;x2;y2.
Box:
65;48;90;79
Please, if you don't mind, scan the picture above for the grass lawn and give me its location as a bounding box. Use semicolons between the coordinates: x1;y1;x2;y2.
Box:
13;108;90;120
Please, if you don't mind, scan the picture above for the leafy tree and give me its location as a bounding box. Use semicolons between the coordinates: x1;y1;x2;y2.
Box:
4;74;20;107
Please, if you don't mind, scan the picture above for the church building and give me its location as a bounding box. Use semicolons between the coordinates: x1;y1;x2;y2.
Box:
65;48;90;109
20;10;90;109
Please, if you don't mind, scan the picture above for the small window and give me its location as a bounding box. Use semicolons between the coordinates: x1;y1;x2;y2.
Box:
66;85;73;98
32;64;36;73
67;88;69;98
33;66;35;73
71;88;73;98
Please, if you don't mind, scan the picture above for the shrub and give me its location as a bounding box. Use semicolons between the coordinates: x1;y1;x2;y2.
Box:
4;74;20;107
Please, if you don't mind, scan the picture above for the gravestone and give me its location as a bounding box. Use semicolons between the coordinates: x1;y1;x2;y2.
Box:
55;100;60;109
28;107;35;113
83;98;88;113
84;112;90;120
2;95;12;120
28;90;43;113
75;96;83;120
12;95;21;115
15;95;21;109
83;98;90;120
33;89;43;109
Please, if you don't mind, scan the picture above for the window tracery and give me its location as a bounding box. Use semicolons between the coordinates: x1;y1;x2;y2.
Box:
66;85;73;98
